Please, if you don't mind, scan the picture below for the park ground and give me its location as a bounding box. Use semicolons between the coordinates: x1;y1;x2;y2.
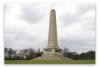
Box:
5;60;95;64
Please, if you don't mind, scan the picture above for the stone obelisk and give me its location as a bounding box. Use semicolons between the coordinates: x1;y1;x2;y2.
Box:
48;9;59;49
44;9;61;52
33;9;72;60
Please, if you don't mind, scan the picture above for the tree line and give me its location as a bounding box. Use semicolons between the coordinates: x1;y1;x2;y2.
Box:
4;47;95;60
63;48;95;60
4;48;42;60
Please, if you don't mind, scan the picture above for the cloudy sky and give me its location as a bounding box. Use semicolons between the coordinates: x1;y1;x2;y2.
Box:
4;3;95;53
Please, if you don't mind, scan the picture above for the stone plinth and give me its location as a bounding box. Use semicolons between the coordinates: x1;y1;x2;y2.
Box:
34;52;72;60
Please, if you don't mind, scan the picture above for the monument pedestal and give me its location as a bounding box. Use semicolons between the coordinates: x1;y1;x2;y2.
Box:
33;48;72;60
44;48;62;52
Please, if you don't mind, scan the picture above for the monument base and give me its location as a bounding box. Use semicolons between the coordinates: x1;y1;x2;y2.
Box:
33;48;72;60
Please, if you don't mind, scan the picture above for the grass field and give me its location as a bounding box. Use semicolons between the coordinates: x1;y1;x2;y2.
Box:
5;60;95;64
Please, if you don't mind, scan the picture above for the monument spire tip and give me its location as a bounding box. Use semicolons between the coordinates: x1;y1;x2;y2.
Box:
51;9;55;11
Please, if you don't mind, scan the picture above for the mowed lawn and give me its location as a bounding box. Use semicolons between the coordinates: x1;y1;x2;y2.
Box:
5;60;95;64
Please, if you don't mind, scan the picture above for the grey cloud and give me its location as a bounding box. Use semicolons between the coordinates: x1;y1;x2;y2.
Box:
20;4;47;23
5;27;38;49
59;4;95;26
84;19;96;31
5;26;47;50
59;37;95;53
77;4;95;15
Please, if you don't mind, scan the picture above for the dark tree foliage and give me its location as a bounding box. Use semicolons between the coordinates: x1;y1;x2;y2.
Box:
73;55;80;60
28;48;36;59
79;53;87;60
62;47;95;60
5;48;17;60
86;51;95;60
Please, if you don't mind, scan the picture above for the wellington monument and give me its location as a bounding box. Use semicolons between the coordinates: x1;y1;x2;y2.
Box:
34;9;71;60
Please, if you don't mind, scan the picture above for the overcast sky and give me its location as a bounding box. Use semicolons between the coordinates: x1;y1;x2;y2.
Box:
4;3;95;53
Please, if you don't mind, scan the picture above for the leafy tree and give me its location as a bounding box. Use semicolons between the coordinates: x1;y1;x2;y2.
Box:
79;53;87;60
79;51;95;60
86;51;95;60
36;49;42;57
28;48;36;59
67;52;78;59
8;48;14;59
73;54;80;60
4;48;8;58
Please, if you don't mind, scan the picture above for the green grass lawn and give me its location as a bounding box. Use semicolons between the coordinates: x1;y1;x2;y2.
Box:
5;60;95;64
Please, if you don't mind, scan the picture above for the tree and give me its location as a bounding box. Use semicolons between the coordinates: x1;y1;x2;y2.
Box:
18;48;37;60
28;48;36;59
86;51;95;60
37;48;40;53
8;48;14;59
18;49;29;59
79;53;87;60
63;47;69;53
67;52;78;59
12;50;17;59
36;49;42;57
22;49;28;59
4;48;8;58
62;47;69;57
73;54;80;60
78;51;95;60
